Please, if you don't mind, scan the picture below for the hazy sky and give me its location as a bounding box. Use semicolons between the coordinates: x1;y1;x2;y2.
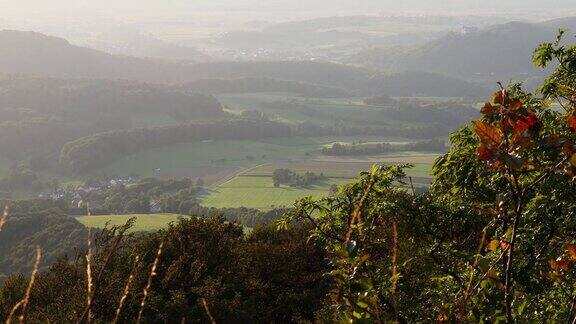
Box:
2;0;576;18
1;0;575;45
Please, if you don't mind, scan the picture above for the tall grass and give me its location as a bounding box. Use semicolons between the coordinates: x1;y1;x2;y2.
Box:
0;204;9;232
136;241;164;324
6;247;41;324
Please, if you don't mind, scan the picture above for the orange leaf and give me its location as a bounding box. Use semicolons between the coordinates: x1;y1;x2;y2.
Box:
567;244;576;260
472;120;503;147
568;113;576;133
509;99;523;110
487;240;499;251
512;119;529;135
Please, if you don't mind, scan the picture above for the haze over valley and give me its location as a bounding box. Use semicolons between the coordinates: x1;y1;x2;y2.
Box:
3;1;576;322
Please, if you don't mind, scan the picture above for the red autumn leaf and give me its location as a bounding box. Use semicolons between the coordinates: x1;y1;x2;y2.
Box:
477;145;496;160
567;244;576;260
563;143;575;158
547;134;560;144
550;257;572;271
525;112;539;128
481;102;498;114
494;90;505;105
509;99;523;110
513;119;529;135
500;240;510;252
472;120;503;147
568;113;576;133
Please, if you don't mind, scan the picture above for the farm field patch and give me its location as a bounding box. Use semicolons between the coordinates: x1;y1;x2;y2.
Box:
77;213;189;233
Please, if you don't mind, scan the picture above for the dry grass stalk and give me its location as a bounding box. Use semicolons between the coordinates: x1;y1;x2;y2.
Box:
391;220;399;322
345;170;376;244
136;241;164;324
112;255;140;324
0;204;9;232
201;298;217;324
86;230;94;324
76;219;134;324
6;247;42;324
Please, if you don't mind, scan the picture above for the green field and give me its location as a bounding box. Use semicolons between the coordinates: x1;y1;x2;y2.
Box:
200;175;351;210
103;135;435;179
77;214;189;233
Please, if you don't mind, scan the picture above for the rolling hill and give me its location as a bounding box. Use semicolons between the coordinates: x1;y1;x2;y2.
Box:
351;19;571;82
0;30;488;97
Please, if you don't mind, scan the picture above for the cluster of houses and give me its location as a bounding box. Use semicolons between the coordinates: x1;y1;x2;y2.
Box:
38;176;134;212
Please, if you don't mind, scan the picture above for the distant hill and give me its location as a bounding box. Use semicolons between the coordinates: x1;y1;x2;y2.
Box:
360;71;490;97
87;30;212;62
351;19;572;82
0;30;371;86
180;78;351;97
0;30;487;97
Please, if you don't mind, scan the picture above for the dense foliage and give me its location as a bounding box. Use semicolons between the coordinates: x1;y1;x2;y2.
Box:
0;200;87;277
0;219;329;323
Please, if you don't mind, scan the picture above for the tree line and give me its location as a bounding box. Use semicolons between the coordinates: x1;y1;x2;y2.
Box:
60;119;292;172
320;139;446;156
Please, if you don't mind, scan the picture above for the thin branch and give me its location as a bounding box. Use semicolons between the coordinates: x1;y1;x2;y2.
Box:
303;212;345;243
201;298;217;324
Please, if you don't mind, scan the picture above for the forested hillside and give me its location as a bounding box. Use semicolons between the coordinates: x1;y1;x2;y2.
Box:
0;76;226;165
60;119;292;172
352;19;568;82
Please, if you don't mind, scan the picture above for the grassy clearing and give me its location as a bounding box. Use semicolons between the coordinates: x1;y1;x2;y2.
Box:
77;213;189;233
103;135;429;180
200;175;351;210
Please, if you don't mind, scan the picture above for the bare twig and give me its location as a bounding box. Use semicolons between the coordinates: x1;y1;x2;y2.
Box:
201;298;217;324
408;176;416;196
136;241;164;324
7;247;41;324
113;255;140;324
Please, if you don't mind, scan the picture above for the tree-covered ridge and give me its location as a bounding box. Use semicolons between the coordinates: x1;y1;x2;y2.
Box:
59;119;292;172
